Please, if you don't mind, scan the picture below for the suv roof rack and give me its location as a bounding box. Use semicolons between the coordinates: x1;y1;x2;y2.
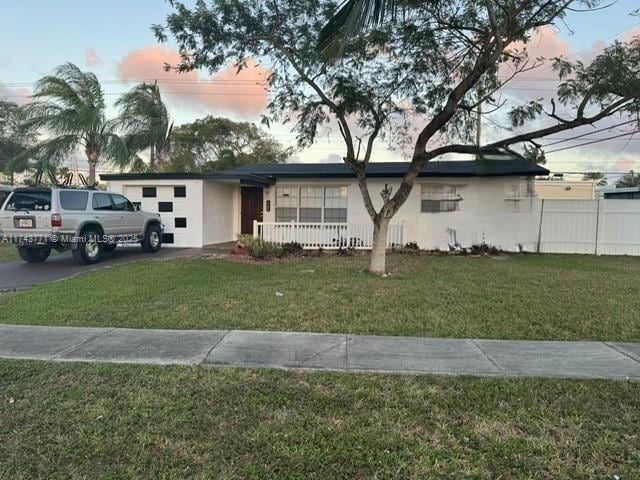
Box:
31;171;99;190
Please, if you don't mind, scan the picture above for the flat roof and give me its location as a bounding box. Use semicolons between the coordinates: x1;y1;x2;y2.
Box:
101;159;549;182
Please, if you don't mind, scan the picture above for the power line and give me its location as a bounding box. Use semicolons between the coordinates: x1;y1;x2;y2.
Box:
540;120;639;147
545;130;640;154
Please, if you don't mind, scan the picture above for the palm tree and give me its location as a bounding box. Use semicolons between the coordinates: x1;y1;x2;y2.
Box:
318;0;398;57
582;172;607;186
22;62;125;186
616;171;640;188
115;82;173;171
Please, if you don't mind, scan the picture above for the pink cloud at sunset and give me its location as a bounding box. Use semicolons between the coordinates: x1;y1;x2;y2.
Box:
117;45;269;119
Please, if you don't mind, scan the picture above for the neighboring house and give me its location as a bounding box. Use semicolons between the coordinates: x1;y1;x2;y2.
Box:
600;186;640;199
535;177;599;200
101;158;549;251
0;185;12;208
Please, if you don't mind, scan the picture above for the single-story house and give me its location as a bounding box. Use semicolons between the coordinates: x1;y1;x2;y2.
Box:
100;157;549;251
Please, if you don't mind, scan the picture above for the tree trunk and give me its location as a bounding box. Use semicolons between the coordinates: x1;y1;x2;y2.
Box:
369;217;390;275
88;159;97;186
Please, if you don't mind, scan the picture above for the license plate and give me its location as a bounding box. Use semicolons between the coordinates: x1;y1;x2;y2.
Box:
18;219;34;228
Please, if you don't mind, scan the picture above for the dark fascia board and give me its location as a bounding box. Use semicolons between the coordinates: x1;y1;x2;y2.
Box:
100;172;275;185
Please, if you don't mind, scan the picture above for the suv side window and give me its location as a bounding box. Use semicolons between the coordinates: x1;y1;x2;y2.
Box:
59;191;89;211
92;193;113;211
111;194;134;212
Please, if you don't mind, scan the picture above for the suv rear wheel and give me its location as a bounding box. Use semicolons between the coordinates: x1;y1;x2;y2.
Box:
17;246;51;264
142;224;162;253
72;227;104;265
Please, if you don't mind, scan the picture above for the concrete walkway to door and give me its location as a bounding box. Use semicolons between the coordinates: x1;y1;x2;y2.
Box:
1;324;639;380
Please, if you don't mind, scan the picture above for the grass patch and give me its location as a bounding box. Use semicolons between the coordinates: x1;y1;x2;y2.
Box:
1;253;640;341
0;243;18;263
0;360;638;479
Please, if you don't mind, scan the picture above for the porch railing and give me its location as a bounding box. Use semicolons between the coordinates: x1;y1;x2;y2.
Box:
253;221;404;250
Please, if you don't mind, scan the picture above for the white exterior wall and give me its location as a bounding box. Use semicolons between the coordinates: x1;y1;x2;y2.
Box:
202;182;240;245
108;179;205;248
262;176;540;251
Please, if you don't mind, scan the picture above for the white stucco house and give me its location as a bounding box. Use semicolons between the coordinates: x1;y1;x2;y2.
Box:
101;157;549;251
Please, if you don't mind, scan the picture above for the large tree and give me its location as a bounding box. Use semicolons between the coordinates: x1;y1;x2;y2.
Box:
116;81;173;172
156;0;640;274
170;116;291;172
22;62;125;186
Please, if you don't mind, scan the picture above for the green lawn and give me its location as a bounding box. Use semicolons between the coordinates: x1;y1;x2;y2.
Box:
0;243;18;263
0;360;638;479
1;253;639;341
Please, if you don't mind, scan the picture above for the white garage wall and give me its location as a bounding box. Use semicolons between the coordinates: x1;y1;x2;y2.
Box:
108;179;204;248
262;176;540;251
202;181;240;245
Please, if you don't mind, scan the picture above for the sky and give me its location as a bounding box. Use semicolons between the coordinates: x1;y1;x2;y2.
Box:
0;0;639;178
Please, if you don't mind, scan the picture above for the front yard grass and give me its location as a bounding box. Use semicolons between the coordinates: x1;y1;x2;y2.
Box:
0;243;18;263
1;359;638;479
1;253;639;341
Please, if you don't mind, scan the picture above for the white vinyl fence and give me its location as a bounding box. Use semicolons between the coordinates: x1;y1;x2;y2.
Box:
254;221;404;250
539;199;640;256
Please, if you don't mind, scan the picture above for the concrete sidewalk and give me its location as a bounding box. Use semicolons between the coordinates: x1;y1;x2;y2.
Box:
1;324;639;379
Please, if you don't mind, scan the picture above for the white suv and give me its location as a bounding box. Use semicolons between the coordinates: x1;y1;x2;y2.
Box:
0;187;163;265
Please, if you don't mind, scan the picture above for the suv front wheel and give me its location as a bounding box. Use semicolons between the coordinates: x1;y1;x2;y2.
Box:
142;224;162;253
18;246;51;264
72;227;104;265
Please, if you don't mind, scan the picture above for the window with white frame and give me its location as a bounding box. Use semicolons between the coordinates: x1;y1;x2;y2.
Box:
299;187;323;222
275;187;298;222
324;187;348;222
421;184;461;213
275;186;348;222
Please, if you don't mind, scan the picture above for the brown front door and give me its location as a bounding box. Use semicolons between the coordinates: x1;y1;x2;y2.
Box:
241;187;264;234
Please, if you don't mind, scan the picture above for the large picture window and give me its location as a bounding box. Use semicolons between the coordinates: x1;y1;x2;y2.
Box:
421;185;461;213
275;186;348;222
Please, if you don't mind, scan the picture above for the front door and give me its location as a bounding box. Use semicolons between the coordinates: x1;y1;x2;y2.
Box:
241;187;263;234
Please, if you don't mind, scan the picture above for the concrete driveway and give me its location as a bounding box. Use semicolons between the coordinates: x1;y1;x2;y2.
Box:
0;247;201;291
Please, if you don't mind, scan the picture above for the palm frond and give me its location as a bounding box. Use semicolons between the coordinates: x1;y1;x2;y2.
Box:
317;0;396;59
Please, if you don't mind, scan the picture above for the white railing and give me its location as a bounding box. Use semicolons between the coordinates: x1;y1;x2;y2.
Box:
254;221;404;250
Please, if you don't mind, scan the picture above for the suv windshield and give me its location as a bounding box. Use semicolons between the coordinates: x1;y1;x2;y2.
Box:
4;191;52;211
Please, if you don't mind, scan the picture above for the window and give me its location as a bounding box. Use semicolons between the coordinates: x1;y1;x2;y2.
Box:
324;187;347;222
5;191;51;211
92;193;113;211
174;186;186;198
111;194;135;212
142;187;157;198
275;186;348;223
162;233;174;244
158;202;173;212
505;179;536;201
299;187;323;222
175;217;187;228
59;191;89;211
275;187;298;222
421;185;461;213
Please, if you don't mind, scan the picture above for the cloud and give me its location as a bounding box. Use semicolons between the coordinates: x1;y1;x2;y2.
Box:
84;48;103;67
0;83;31;105
117;45;269;119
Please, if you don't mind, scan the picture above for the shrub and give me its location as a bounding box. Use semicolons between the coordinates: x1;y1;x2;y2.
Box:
246;239;285;259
